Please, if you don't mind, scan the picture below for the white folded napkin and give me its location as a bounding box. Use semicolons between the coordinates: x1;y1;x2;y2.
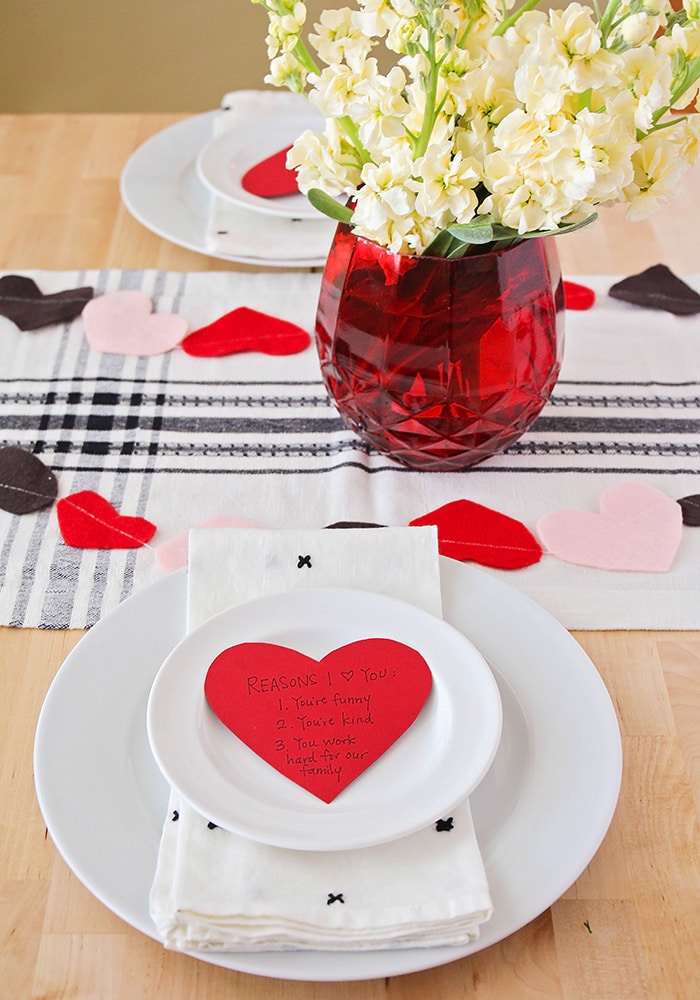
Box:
204;89;336;261
149;526;493;952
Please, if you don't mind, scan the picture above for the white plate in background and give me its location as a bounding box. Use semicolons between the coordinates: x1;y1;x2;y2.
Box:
196;115;322;219
120;113;333;267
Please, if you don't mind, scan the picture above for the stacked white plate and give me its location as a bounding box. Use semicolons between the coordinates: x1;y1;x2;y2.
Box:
34;558;622;982
120;105;336;268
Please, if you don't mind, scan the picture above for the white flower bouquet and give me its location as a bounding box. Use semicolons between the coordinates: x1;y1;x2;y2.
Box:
251;0;700;256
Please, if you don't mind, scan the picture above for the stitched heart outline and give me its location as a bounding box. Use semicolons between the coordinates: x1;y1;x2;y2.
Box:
410;498;542;569
56;490;156;549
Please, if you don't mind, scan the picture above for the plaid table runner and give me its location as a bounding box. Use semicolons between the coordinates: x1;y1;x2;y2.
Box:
2;268;699;629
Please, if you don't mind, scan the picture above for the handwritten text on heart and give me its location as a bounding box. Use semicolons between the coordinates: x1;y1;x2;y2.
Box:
204;639;433;803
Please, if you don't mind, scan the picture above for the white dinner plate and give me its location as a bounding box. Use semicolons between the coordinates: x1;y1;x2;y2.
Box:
146;588;503;851
119;113;332;268
196;115;322;219
34;559;621;982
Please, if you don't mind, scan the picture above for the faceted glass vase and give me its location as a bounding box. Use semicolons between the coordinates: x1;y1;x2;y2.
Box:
315;224;565;471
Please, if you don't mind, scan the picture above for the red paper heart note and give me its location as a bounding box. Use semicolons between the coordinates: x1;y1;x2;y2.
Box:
410;499;542;569
181;306;310;357
241;145;298;198
56;489;156;549
204;638;433;803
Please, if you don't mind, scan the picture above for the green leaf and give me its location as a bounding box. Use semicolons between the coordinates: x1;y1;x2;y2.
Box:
516;213;598;239
307;188;354;223
442;214;522;245
445;212;598;246
421;228;460;257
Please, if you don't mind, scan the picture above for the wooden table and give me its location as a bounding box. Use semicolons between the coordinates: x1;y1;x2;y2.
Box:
1;113;699;1000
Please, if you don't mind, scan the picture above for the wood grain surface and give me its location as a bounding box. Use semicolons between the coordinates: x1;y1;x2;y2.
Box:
0;114;699;1000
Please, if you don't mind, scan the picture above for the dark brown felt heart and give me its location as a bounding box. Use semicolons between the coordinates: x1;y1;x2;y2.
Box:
0;446;58;514
204;639;433;803
0;275;94;330
678;494;700;527
608;265;700;315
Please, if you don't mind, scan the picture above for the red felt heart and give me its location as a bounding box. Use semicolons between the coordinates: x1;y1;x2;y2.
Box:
56;490;156;549
241;145;298;198
204;638;433;803
563;280;596;310
410;499;542;569
181;306;311;358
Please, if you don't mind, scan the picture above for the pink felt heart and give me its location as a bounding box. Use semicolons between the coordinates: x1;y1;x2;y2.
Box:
241;145;298;198
536;482;682;572
181;306;311;357
410;499;542;569
82;290;188;356
56;490;156;549
154;516;260;574
204;638;432;803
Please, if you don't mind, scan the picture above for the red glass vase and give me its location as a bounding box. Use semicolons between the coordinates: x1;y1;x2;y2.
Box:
315;224;565;471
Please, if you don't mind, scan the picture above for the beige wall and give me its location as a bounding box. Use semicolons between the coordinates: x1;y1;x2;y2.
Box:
0;0;329;112
0;1;575;113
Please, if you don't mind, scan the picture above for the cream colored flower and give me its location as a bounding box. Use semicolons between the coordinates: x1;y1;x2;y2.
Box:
411;140;482;223
574;103;638;203
353;0;397;38
347;63;410;149
308;63;367;117
608;1;672;48
523;8;622;95
657;20;700;60
265;52;308;92
253;0;700;253
458;57;519;135
308;7;373;69
624;129;690;219
621;46;672;131
351;145;420;252
287;121;363;195
265;2;308;58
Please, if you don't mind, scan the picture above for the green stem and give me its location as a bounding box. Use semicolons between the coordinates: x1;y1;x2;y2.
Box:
413;20;441;156
644;57;700;137
598;0;625;45
338;115;372;165
292;37;319;76
493;0;544;37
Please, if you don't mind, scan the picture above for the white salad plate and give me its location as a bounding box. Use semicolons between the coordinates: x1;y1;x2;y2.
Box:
120;112;332;268
34;559;622;982
146;587;503;851
196;115;322;219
